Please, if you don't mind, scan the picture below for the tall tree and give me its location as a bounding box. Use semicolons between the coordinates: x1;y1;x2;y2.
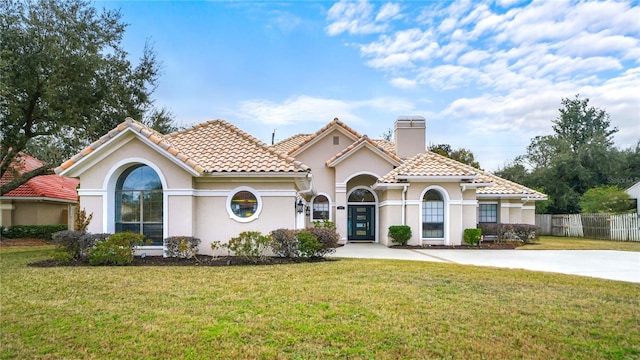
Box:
0;0;175;195
428;144;481;169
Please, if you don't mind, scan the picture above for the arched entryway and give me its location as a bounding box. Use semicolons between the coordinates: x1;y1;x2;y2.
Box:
347;187;377;241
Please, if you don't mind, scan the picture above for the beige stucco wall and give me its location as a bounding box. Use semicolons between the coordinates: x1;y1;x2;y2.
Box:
0;199;71;227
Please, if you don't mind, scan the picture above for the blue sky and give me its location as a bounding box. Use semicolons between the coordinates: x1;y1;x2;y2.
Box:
99;0;640;171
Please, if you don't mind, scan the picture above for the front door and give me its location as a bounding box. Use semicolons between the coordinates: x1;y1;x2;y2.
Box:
348;205;375;241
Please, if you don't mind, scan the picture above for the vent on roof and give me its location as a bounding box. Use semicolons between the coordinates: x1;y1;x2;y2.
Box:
333;136;339;145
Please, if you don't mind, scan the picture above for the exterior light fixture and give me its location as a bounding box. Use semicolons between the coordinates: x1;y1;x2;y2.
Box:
305;205;311;217
296;199;304;214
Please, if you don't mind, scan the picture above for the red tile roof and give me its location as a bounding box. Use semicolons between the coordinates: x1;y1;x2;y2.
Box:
1;154;79;201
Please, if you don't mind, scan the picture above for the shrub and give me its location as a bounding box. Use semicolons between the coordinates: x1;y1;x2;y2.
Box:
88;232;146;266
388;225;412;245
2;224;68;240
477;223;539;244
52;231;111;261
227;231;271;264
511;224;540;244
297;231;321;258
304;227;339;258
210;240;229;260
74;206;93;231
165;236;201;260
463;228;482;246
313;220;336;231
270;229;298;258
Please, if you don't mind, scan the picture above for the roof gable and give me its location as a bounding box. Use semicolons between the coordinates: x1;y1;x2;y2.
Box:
285;118;362;156
326;136;402;167
167;120;309;173
56;118;310;177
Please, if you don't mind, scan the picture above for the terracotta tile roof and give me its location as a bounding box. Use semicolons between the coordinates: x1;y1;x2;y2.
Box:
271;134;312;154
378;151;480;182
2;154;79;201
55;118;198;174
476;171;546;198
167;120;309;173
326;135;402;167
56;118;309;175
372;139;396;154
377;151;545;198
284;118;361;155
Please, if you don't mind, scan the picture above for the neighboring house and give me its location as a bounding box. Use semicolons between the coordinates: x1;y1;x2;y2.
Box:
1;154;79;228
55;116;546;256
625;181;640;213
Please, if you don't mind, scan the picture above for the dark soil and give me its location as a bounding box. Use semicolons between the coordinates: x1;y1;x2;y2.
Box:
0;238;52;246
28;255;335;268
390;242;521;250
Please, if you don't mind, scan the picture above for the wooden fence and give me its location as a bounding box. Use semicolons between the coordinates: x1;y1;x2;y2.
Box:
536;213;640;241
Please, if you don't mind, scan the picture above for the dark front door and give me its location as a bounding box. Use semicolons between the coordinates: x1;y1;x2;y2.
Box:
348;205;375;241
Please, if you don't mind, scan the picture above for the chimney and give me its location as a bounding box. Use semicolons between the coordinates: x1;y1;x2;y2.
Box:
394;116;426;159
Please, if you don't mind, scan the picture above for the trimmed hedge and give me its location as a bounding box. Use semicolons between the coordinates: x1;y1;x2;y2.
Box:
463;228;482;246
477;223;540;244
1;224;68;240
388;225;412;245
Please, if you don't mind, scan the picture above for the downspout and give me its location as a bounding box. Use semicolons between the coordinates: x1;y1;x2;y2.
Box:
401;184;408;225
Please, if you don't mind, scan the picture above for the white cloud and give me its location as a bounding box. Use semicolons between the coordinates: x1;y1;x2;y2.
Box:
326;0;388;35
235;95;417;127
390;77;417;89
376;3;402;22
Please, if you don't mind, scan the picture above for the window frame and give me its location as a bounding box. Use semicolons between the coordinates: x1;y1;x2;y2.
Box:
311;194;331;222
478;203;498;224
226;186;262;223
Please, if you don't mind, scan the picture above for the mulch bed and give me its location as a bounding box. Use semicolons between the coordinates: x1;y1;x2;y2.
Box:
28;255;335;268
0;238;52;246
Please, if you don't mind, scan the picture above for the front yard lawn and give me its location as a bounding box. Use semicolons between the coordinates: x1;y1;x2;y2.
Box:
1;245;639;359
519;236;640;251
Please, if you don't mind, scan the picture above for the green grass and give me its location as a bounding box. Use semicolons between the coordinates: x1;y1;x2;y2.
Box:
519;236;640;251
1;246;639;359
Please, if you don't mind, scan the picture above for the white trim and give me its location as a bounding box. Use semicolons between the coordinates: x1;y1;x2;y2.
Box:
501;203;523;208
103;159;169;243
347;186;379;242
449;200;479;206
419;185;450;245
290;125;360;157
522;206;536;211
0;204;15;210
77;189;107;196
193;189;297;197
326;141;401;168
379;200;403;207
311;193;333;222
226;186;262;223
339;171;382;186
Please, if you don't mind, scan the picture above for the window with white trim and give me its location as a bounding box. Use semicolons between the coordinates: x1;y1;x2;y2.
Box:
227;187;261;222
312;195;330;221
422;189;444;238
479;203;498;223
115;165;163;245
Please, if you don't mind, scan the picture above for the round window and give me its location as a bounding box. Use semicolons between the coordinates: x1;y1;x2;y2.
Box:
230;190;258;218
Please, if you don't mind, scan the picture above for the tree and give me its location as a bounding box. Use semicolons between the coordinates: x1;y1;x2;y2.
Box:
428;144;481;169
580;186;634;214
0;0;176;195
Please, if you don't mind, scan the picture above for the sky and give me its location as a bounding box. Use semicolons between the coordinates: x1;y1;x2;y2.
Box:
99;0;640;171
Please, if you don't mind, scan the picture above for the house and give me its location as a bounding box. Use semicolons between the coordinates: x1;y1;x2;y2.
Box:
55;116;546;256
1;154;79;228
625;181;640;213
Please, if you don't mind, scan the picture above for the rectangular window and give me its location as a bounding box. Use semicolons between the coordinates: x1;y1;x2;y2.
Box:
479;204;498;223
422;201;444;238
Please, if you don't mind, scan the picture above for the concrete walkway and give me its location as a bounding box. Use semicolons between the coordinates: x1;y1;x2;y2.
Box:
332;243;640;283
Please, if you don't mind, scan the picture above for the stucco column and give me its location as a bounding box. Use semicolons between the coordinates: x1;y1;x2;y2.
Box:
335;183;348;243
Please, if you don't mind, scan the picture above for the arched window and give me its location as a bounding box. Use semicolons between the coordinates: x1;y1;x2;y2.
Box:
312;195;330;221
422;189;444;238
348;188;375;202
115;165;163;245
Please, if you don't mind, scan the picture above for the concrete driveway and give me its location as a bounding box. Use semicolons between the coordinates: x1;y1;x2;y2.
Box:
332;243;640;283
